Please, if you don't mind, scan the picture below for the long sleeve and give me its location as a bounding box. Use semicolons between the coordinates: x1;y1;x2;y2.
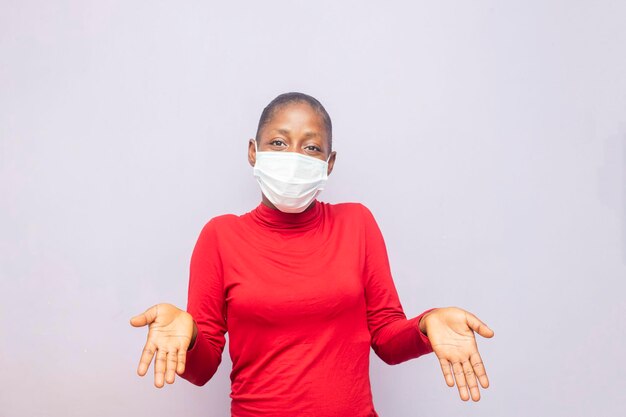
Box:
360;203;434;365
179;218;228;386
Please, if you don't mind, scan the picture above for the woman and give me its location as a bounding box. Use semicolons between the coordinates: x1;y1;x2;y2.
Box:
130;92;494;417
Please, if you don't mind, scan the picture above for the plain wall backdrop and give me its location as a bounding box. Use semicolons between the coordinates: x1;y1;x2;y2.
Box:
1;1;624;416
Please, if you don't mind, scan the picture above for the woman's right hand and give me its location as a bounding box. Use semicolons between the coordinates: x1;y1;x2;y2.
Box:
129;303;197;388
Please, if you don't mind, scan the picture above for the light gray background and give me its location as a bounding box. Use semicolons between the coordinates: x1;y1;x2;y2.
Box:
1;1;624;416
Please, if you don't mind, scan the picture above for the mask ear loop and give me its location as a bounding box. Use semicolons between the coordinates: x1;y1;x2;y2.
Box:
251;140;258;167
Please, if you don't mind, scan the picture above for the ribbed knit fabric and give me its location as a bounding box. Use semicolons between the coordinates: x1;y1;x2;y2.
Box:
179;199;434;417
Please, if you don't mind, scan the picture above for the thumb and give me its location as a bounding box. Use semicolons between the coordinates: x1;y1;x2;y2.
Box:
129;304;159;327
466;312;494;338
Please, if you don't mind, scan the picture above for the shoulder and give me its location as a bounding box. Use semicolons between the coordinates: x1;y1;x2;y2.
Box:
197;213;240;238
321;200;377;223
208;213;239;227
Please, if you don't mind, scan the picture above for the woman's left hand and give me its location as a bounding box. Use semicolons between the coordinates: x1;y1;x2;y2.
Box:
419;307;494;402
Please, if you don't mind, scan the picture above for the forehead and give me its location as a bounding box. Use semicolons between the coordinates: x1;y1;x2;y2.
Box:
264;102;328;139
269;101;322;124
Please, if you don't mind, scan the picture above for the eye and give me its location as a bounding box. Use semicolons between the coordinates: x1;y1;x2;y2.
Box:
305;145;322;152
269;138;286;147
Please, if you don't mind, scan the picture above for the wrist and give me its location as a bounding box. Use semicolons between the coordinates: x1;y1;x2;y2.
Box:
418;308;437;336
188;319;198;349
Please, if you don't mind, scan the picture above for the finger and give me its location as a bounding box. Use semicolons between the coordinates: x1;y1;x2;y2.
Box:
466;312;494;338
130;305;159;327
165;349;178;384
452;361;470;401
462;360;481;402
154;348;167;388
438;357;454;387
137;340;157;376
176;349;187;375
470;351;490;389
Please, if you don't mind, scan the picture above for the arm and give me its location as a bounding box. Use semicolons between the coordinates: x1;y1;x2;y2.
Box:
178;218;228;386
360;203;435;365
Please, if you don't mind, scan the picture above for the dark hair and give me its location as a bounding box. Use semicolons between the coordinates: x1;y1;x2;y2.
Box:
255;92;333;152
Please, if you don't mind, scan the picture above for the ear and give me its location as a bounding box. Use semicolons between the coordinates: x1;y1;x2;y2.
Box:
326;151;337;176
248;139;256;167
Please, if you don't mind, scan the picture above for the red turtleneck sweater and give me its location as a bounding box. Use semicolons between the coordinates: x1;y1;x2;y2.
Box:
179;199;434;417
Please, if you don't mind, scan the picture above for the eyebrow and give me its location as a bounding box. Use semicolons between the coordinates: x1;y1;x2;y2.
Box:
275;128;319;138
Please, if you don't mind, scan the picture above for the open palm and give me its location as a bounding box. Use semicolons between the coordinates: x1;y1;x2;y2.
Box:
420;307;494;402
129;303;196;388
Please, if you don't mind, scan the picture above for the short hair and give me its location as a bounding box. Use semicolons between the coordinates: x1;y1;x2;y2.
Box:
255;92;333;152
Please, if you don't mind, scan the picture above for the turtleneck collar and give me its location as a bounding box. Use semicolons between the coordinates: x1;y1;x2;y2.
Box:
249;199;323;232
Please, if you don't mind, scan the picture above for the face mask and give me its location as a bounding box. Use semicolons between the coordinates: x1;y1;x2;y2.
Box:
252;140;331;213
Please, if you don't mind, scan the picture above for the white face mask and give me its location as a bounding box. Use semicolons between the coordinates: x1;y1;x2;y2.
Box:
252;140;331;213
